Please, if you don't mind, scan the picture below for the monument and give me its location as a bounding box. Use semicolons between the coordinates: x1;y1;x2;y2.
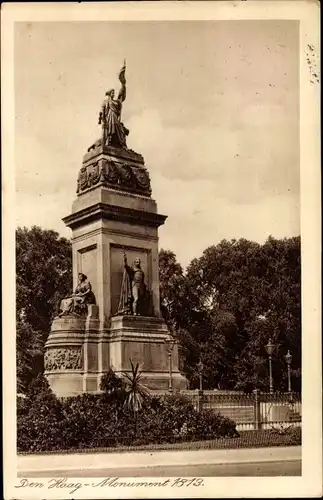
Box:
44;62;187;396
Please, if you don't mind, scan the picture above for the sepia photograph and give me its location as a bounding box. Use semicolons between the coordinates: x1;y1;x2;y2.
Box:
2;1;321;498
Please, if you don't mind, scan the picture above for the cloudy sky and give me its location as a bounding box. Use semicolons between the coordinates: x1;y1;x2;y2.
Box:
15;20;299;267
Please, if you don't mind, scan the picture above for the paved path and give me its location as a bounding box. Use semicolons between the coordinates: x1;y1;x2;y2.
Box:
18;446;301;477
20;459;301;477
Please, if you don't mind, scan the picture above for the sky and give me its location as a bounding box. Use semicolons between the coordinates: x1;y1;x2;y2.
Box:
15;20;300;268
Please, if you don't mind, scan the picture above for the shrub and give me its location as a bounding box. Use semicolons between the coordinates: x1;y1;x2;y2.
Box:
288;426;301;444
17;375;66;452
17;372;238;452
26;372;52;397
133;393;238;444
269;425;301;444
61;393;131;449
100;369;125;396
192;408;239;439
148;393;197;440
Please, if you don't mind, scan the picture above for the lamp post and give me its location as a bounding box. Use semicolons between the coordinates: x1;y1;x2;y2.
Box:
265;338;275;393
197;358;204;412
197;358;204;391
164;336;175;393
284;350;292;393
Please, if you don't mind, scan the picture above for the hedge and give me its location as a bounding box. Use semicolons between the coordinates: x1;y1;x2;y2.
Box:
17;376;238;452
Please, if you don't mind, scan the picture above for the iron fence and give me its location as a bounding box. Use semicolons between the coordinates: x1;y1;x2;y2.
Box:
259;391;301;430
175;390;301;431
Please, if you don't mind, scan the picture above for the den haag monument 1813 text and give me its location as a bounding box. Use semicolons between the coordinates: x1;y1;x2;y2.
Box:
44;62;187;396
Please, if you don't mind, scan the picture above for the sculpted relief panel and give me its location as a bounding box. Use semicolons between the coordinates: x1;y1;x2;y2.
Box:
76;159;152;196
44;347;83;371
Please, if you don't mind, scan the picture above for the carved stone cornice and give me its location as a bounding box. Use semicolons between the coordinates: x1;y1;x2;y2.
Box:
70;226;159;245
63;202;167;230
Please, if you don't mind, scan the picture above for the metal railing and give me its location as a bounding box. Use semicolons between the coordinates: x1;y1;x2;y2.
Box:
172;389;301;431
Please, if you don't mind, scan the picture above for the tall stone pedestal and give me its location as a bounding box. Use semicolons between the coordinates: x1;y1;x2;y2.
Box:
44;142;187;396
110;315;186;390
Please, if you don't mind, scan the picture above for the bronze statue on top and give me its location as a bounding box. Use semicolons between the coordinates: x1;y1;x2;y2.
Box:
117;253;152;316
98;60;129;149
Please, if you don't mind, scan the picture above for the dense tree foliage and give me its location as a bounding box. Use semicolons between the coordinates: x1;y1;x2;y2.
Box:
16;226;72;331
159;236;301;392
16;318;43;393
16;226;72;391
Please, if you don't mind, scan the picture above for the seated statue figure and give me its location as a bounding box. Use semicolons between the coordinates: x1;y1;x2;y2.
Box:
58;273;96;317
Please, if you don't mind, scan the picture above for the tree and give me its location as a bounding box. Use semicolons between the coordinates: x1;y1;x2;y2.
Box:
16;226;72;332
16;318;43;393
159;236;301;392
16;226;72;391
159;244;255;389
158;249;199;379
186;239;262;326
233;236;301;391
158;249;186;327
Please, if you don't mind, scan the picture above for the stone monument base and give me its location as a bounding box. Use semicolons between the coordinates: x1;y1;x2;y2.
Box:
109;315;187;391
44;305;100;397
44;308;187;397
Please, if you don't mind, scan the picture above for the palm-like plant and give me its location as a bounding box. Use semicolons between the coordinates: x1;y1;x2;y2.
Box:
122;360;150;416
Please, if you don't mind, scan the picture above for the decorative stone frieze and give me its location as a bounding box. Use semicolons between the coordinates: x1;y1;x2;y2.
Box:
44;347;83;371
76;158;152;197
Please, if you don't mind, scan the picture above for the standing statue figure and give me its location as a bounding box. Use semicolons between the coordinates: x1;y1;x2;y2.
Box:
58;273;96;317
99;60;129;149
117;253;148;316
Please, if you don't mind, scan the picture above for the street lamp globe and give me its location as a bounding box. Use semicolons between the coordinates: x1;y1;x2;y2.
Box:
284;350;292;365
265;338;275;356
197;359;204;374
